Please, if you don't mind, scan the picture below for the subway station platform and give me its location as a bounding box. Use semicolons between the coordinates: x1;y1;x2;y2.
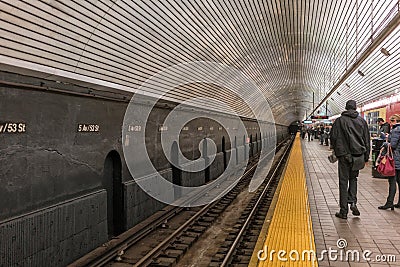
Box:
252;135;400;267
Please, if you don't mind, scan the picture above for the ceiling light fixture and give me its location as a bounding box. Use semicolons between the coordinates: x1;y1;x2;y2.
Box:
358;70;365;77
337;92;341;95
345;83;350;88
381;47;391;56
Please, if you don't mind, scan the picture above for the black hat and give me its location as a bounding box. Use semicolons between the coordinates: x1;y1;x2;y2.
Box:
345;100;357;110
377;118;384;123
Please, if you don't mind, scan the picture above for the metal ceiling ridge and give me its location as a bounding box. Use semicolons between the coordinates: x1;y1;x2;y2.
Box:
309;4;400;117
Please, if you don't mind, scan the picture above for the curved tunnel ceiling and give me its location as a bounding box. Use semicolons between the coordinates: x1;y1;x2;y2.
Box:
0;0;400;125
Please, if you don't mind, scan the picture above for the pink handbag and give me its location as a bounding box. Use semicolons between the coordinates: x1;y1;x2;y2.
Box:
377;144;395;176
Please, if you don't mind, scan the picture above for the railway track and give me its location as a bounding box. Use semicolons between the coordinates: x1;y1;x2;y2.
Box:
72;137;293;267
213;136;293;266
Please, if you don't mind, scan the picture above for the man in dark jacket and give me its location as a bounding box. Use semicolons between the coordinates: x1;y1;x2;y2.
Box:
377;118;390;139
330;100;370;219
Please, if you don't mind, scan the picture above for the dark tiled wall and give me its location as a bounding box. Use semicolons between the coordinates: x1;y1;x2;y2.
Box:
124;170;173;229
0;190;108;266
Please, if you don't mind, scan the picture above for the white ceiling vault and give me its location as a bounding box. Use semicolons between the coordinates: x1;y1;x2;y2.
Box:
0;0;400;125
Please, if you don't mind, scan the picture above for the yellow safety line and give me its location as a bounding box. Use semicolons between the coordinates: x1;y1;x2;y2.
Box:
255;134;318;267
248;166;285;267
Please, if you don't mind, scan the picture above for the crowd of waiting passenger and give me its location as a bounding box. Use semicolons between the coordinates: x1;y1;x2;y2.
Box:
300;125;331;146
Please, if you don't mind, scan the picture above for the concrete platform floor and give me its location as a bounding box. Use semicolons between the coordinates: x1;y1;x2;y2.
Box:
303;138;400;266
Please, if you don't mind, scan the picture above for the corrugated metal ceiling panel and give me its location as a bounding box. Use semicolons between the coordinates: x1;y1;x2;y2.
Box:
0;0;399;124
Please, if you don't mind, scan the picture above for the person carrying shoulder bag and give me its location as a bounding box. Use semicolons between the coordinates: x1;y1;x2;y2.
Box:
378;114;400;210
330;100;370;219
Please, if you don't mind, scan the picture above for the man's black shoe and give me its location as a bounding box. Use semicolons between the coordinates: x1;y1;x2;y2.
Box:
335;212;347;219
350;203;360;216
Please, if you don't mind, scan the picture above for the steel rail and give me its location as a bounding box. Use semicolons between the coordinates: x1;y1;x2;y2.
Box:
133;139;291;267
220;135;294;267
133;151;269;266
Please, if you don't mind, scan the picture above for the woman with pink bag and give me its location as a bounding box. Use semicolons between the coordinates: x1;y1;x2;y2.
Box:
379;114;400;210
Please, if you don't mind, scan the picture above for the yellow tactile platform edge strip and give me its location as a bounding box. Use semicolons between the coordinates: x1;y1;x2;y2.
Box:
254;134;318;267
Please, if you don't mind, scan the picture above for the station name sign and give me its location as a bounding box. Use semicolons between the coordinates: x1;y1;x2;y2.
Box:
77;124;100;132
0;122;26;133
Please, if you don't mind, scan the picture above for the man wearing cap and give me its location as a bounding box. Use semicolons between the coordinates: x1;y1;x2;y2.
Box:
330;100;370;219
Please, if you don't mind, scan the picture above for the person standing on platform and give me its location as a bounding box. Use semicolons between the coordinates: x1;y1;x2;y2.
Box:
330;100;370;219
307;127;313;141
313;127;318;141
324;126;330;146
378;114;400;210
377;117;390;139
301;126;306;139
319;125;325;145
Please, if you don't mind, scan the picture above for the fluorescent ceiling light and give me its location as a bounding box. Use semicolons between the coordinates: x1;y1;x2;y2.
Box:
380;47;391;56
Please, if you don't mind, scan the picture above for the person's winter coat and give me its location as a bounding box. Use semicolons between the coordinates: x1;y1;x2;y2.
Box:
389;124;400;170
330;110;370;161
380;122;390;134
379;122;390;139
